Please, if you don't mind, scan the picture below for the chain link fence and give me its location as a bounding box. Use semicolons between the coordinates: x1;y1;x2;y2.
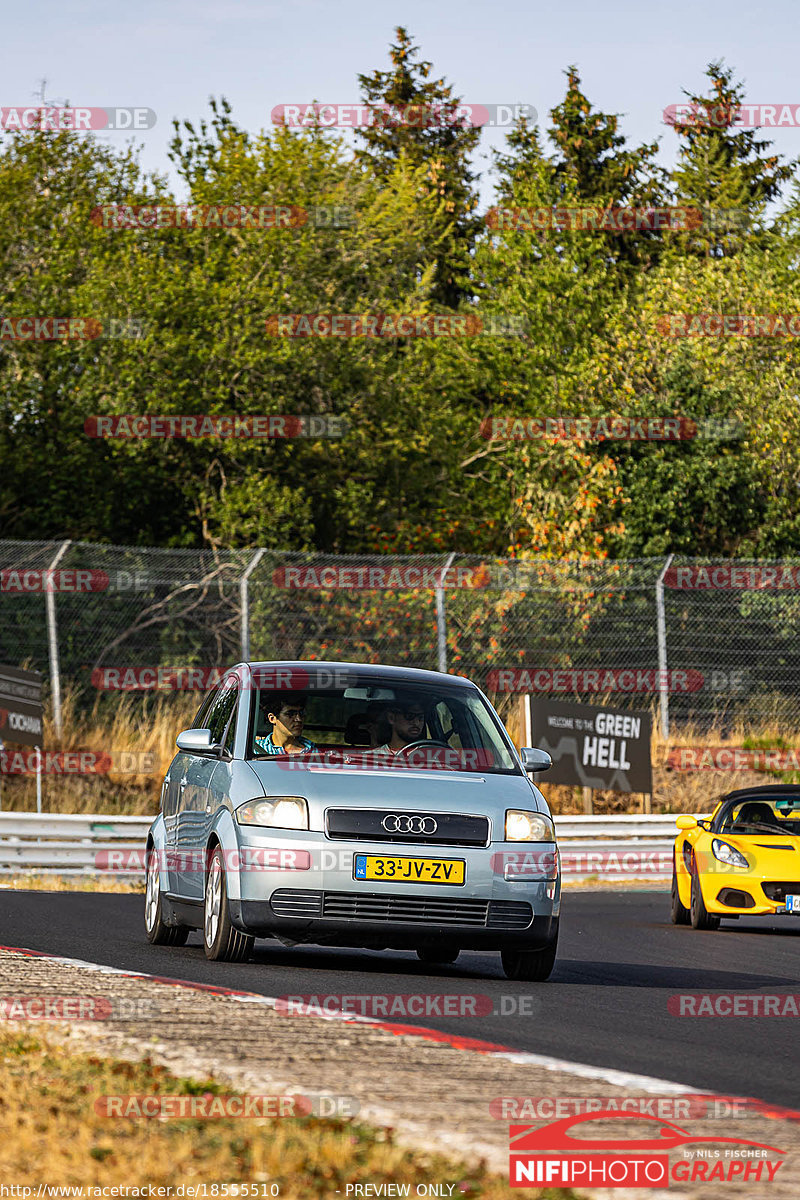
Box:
1;539;799;734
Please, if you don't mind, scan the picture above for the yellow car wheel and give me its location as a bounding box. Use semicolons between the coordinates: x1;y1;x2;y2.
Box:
670;855;690;925
690;857;721;931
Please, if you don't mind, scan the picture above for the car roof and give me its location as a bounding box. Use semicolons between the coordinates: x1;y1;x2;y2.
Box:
242;660;476;688
719;784;800;802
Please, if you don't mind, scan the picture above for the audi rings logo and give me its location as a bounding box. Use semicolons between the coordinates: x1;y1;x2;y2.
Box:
381;814;438;835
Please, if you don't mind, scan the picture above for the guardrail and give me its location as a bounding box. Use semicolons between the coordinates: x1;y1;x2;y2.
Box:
0;812;689;879
0;814;151;874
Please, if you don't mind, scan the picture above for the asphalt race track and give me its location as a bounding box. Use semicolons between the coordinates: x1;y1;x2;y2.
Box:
3;890;799;1108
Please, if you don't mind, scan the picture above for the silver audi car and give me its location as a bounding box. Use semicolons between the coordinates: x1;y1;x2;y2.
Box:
144;661;560;980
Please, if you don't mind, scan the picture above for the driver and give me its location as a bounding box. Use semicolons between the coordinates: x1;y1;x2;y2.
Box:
372;696;427;757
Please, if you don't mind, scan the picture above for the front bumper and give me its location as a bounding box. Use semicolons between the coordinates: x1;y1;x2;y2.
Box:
702;874;800;916
230;828;560;949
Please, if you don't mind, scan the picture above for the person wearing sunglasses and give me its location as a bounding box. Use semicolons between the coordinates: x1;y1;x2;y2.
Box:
370;698;428;756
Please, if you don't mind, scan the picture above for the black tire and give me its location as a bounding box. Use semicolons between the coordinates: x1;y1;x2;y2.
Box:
690;860;720;931
671;856;691;925
416;947;460;965
203;845;254;962
144;845;189;946
501;931;558;982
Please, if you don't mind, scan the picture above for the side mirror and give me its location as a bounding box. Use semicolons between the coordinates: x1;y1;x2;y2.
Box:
675;815;698;830
520;746;552;773
176;728;223;755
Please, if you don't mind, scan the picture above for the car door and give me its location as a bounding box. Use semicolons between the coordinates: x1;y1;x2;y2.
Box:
175;678;239;901
168;682;222;897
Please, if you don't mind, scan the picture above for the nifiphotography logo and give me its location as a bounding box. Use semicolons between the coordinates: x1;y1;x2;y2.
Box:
508;1110;785;1188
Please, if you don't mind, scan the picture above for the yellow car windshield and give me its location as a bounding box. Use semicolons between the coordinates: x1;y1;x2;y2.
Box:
719;799;800;836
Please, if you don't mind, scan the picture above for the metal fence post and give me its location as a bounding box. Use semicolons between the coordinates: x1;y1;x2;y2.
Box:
46;539;71;740
240;549;266;661
436;552;456;673
656;553;674;740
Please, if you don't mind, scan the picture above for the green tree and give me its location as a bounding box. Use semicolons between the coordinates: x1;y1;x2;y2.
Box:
355;27;481;307
547;66;667;269
670;62;796;256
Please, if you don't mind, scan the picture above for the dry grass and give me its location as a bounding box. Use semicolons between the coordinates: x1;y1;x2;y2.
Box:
0;875;144;893
0;1029;572;1198
2;687;195;815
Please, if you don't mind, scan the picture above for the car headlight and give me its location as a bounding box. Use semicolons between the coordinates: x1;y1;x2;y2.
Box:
236;797;309;830
712;839;749;869
505;810;555;842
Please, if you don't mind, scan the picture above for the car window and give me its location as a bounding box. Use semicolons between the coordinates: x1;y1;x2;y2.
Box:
430;699;462;748
719;798;800;834
207;682;238;744
248;672;519;774
192;686;220;729
222;696;239;755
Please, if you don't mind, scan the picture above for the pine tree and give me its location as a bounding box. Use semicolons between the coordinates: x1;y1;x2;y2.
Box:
355;27;481;307
550;67;662;204
670;62;796;255
547;66;666;268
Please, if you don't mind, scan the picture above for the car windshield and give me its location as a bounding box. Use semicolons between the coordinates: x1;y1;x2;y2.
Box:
247;670;520;775
718;796;800;836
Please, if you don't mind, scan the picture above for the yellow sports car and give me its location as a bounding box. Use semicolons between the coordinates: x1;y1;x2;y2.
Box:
671;785;800;929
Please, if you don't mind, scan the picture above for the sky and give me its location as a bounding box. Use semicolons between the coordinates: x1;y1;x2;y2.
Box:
2;0;800;207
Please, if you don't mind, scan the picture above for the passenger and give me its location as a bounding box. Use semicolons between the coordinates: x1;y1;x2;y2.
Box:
254;693;317;755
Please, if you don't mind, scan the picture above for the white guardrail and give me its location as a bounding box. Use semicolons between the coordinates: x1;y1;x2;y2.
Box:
0;813;689;879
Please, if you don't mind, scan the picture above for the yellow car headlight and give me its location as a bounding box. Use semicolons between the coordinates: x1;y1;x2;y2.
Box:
505;810;555;842
236;797;309;830
712;838;749;869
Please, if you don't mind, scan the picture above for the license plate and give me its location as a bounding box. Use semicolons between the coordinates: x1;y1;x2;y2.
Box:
785;895;800;913
354;854;465;885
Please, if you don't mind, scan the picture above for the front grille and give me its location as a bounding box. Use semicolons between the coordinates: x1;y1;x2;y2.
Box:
269;889;532;929
326;808;489;846
270;889;324;918
762;882;800;902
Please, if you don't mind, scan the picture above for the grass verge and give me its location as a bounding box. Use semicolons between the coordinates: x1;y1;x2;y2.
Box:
0;874;144;892
0;1029;574;1199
